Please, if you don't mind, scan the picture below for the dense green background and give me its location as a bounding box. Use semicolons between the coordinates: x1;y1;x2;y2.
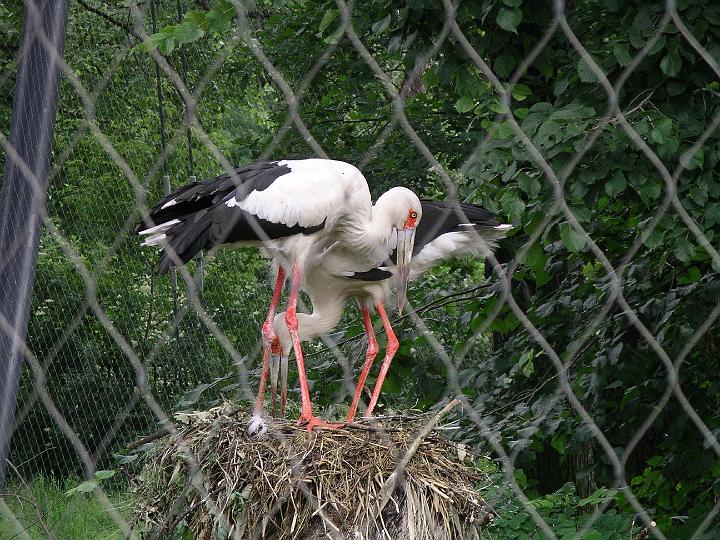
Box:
1;0;719;537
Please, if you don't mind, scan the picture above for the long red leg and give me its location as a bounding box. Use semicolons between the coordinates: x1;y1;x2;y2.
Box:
285;263;313;420
286;264;342;431
280;354;288;417
254;266;285;414
269;338;281;417
346;304;379;422
365;302;399;417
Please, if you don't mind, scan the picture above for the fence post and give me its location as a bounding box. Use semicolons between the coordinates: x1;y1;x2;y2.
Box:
0;0;69;487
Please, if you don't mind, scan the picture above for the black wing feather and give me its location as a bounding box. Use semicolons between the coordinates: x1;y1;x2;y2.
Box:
344;268;393;281
412;200;500;255
388;200;501;264
135;161;291;232
344;200;500;282
139;161;326;275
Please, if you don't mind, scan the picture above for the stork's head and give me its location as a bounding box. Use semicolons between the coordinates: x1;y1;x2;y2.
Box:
374;187;422;313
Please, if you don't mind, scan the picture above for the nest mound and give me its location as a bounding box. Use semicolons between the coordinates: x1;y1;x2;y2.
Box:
132;401;495;539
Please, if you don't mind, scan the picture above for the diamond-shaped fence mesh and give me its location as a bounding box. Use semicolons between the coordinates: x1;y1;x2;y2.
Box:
0;0;718;538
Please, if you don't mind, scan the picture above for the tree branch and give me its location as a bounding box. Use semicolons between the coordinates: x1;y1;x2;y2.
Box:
75;0;144;42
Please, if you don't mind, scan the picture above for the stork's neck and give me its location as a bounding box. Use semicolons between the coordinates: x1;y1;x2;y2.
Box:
274;293;347;355
337;197;395;256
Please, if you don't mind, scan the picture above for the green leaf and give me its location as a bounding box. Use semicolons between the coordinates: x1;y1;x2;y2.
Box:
512;83;531;101
524;242;547;273
318;8;338;35
674;237;696;262
637;180;662;202
521;354;535;377
569;205;592;222
455;95;475;113
651;117;673;145
660;48;682;77
500;190;525;218
502;0;523;6
554;77;569;96
551;432;567;455
186;11;208;29
381;375;399;393
514;107;529;119
496;7;522;33
683;146;705;170
677;266;701;285
173;22;204;45
206;2;233;33
178;382;212;407
518;173;541;198
605;172;627;197
577;58;598;83
142;32;167;52
648;34;666;55
158;36;176;55
581;529;604;540
323;25;344;44
491;121;514;139
94;469;116;481
642;228;664;250
578;487;618;506
66;480;98;496
494;53;516;78
76;480;98;493
613;42;633;66
559;222;586;252
113;453;139;465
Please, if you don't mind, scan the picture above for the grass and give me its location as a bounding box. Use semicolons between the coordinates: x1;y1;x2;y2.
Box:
0;476;132;540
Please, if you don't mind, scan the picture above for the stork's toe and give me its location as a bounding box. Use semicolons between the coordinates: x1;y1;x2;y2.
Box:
247;413;270;439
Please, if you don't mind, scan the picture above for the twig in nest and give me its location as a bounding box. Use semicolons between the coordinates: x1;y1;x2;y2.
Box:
374;399;462;517
126;428;170;450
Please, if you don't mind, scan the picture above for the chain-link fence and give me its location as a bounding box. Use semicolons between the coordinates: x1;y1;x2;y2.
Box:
1;0;719;538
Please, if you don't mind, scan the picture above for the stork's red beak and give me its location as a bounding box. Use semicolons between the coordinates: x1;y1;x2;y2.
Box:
396;214;417;314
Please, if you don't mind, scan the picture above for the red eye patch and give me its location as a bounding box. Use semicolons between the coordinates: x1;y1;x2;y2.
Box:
403;209;418;229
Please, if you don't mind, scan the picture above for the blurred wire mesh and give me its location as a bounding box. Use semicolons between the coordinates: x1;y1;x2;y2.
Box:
0;0;719;538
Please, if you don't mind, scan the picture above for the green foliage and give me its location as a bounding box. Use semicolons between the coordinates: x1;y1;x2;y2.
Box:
487;478;640;540
0;476;129;539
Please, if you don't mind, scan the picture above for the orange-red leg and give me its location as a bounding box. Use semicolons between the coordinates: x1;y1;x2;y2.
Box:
254;266;285;415
286;264;342;431
285;263;313;420
365;302;399;417
279;354;288;417
346;304;379;422
269;338;282;417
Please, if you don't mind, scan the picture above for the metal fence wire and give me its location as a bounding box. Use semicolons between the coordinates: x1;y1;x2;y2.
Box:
0;0;719;538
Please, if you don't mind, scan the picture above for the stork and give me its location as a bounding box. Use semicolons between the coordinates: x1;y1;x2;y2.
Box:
136;159;422;430
268;200;511;422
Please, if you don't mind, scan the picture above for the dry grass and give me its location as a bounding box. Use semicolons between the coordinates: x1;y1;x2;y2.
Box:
131;401;495;539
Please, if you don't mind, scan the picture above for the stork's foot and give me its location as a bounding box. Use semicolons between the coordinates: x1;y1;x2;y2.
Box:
247;413;270;440
296;414;344;432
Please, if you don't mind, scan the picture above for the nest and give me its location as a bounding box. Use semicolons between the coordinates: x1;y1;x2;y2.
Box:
131;400;495;539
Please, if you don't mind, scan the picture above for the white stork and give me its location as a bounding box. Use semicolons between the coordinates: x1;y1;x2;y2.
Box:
268;200;511;422
136;159;422;430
